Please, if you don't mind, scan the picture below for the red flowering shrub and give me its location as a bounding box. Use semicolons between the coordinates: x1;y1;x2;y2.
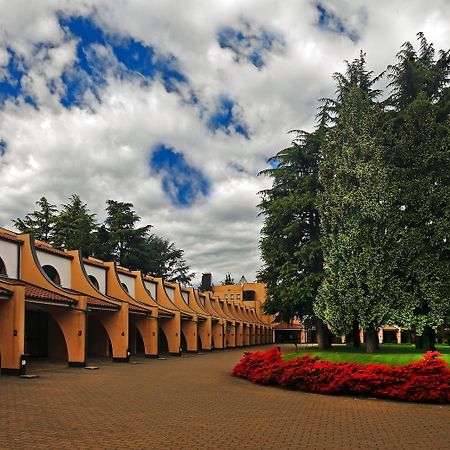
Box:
232;348;450;403
231;347;283;384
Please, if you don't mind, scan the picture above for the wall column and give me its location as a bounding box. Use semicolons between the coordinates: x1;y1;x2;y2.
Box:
0;286;25;375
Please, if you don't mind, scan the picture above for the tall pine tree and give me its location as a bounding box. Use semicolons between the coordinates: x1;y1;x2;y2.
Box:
13;197;58;242
387;34;450;349
258;127;331;349
53;194;97;255
315;56;401;353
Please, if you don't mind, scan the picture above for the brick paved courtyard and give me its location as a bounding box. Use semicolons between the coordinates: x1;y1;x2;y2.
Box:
1;345;449;450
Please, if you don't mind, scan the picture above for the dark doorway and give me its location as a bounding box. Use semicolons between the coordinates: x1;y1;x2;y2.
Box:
158;326;169;354
87;315;110;357
180;332;187;352
25;308;67;360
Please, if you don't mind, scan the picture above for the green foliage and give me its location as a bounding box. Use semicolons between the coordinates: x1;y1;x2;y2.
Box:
222;273;235;285
100;200;151;268
258;128;324;324
140;234;194;285
315;81;401;337
13;197;58;242
53;194;97;255
261;34;449;348
13;196;194;285
388;95;450;334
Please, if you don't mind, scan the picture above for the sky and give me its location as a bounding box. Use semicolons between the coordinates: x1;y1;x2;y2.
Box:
0;0;449;285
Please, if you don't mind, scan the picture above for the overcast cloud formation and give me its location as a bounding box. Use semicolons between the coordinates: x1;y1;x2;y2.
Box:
0;0;449;285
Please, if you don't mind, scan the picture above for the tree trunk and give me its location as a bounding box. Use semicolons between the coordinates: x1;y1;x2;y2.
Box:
414;329;423;350
316;318;331;350
365;325;379;353
352;320;361;348
422;326;436;351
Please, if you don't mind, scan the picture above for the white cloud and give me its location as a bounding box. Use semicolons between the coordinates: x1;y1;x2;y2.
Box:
0;0;449;285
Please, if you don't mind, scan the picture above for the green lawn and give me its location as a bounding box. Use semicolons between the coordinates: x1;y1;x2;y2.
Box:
283;343;450;366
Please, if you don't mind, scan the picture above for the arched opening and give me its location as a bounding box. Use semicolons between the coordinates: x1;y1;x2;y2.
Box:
158;325;169;354
88;275;99;289
0;257;7;276
42;265;61;285
121;283;129;293
87;315;111;357
197;335;202;352
180;331;188;352
25;305;68;367
129;321;145;356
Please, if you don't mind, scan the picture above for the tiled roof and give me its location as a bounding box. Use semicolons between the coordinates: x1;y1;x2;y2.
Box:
0;284;13;297
1;278;76;305
129;303;151;314
0;228;21;244
83;257;107;268
35;240;73;259
63;288;119;310
117;266;136;277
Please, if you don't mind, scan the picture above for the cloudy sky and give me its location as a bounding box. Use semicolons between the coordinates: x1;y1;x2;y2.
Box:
0;0;448;284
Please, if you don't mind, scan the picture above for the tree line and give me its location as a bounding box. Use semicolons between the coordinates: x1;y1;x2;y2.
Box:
13;195;194;285
258;33;450;352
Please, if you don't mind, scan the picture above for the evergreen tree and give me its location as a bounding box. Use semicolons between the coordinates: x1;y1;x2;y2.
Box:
99;200;151;268
258;127;331;349
53;194;97;255
91;224;114;261
142;234;194;285
13;197;58;242
315;56;401;353
222;273;235;285
386;35;450;349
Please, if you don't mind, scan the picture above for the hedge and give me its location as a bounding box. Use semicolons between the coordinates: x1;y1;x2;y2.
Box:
232;347;450;403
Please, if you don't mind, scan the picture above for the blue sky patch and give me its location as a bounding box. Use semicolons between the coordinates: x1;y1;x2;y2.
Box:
217;20;284;69
316;3;359;42
150;145;210;207
59;16;188;107
0;49;36;107
0;139;6;156
208;96;250;138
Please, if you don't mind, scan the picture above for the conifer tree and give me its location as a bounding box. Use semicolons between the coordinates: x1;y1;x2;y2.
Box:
258;127;331;349
222;273;235;285
13;197;58;242
53;194;97;255
387;34;450;349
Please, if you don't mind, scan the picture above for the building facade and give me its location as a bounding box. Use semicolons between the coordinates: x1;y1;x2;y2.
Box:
0;228;275;375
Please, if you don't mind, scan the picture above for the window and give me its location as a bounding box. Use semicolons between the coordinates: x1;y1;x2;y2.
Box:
237;294;241;300
224;294;227;299
230;294;234;300
88;275;99;289
0;257;7;277
42;265;61;285
243;290;255;301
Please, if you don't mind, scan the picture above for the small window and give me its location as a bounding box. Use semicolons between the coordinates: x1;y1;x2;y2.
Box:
88;275;99;289
237;294;241;300
42;265;61;285
230;294;234;300
0;257;7;276
224;293;227;299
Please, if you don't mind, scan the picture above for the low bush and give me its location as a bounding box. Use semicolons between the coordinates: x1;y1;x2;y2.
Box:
232;348;450;403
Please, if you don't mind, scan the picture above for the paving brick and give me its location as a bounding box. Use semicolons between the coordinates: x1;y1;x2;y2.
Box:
0;344;449;449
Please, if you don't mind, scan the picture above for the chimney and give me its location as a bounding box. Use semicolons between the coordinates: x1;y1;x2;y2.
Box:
201;273;212;292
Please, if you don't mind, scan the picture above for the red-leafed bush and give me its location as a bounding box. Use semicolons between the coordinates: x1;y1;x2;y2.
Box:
231;347;283;384
232;348;450;403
